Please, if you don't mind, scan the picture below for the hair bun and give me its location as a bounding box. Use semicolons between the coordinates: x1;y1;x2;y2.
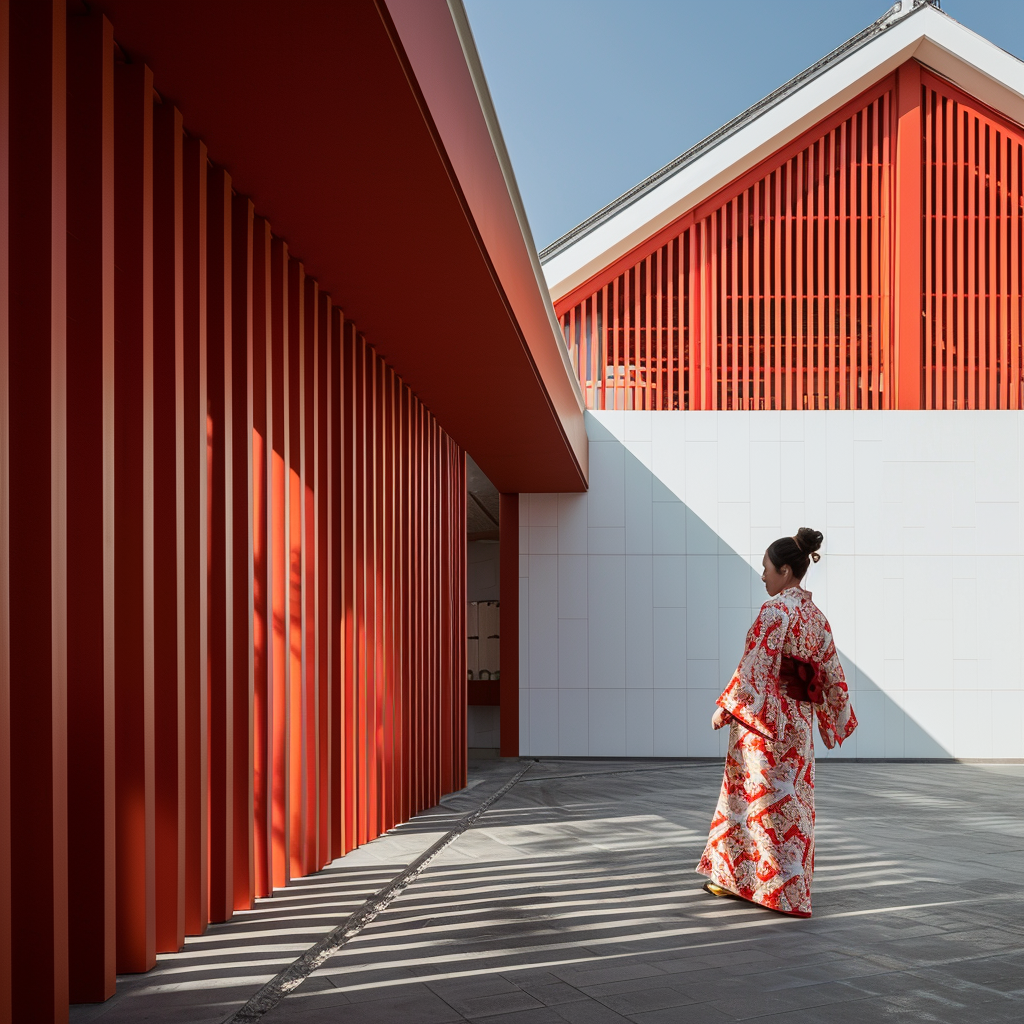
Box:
795;527;823;563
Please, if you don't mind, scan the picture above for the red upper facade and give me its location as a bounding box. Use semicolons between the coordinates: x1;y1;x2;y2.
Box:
545;3;1024;412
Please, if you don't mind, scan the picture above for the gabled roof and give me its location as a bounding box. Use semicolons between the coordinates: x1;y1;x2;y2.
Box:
541;0;1024;304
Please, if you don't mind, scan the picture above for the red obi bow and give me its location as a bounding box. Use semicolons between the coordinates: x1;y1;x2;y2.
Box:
779;656;824;704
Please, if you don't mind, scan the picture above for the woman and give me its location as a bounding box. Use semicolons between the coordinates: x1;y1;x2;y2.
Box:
696;528;856;917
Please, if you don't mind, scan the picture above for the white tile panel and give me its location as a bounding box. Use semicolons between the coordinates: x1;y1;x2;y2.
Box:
718;554;754;608
588;555;626;688
557;555;588;620
625;688;655;756
518;688;529;756
749;441;781;528
653;689;688;756
624;453;653;554
518;576;529;688
653;607;687;687
653;502;687;555
903;689;954;756
587;441;625;527
625;556;654;688
529;527;558;555
624;410;652;441
653;555;687;608
557;493;589;554
686;689;722;756
518;411;1024;758
589;689;626;755
527;556;558;688
588;527;626;555
558;618;588;689
717;501;750;558
530;493;558;528
558;689;589;756
529;689;559;757
685;507;718;555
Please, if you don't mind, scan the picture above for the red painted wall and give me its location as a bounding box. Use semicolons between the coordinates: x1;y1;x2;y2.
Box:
0;5;468;1020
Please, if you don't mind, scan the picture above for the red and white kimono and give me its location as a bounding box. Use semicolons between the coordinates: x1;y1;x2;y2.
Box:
697;585;856;917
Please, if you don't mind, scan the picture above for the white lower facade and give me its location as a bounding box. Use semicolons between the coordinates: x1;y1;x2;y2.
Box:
519;410;1024;760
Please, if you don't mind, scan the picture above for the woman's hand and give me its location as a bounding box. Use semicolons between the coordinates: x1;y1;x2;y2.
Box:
712;707;732;730
818;722;835;749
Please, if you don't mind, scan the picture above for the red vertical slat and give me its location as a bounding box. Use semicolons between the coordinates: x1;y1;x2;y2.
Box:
859;108;869;408
1012;139;1021;409
754;181;762;409
687;230;697;408
152;97;185;955
367;341;380;835
182;134;208;933
783;162;792;409
114;58;156;970
796;152;805;407
967;109;976;409
817;134;826;408
924;89;934;409
229;194;254;910
7;3;69;1014
302;275;317;874
205;164;233;925
872;99;883;409
895;61;924;409
711;213;719;408
342;320;357;854
65;11;116;998
388;370;401;829
251;217;273;896
880;90;893;409
839;123;848;409
286;258;304;878
269;237;289;888
0;0;10;1010
316;292;331;869
988;124;998;407
957;107;967;408
611;279;619;410
1001;133;1010;408
327;305;344;860
945;92;954;408
730;198;738;408
354;333;368;845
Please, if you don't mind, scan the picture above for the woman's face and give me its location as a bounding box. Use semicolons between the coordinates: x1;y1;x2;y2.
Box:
761;551;794;597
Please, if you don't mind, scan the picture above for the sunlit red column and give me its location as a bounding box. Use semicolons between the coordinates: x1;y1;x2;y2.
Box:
181;134;209;937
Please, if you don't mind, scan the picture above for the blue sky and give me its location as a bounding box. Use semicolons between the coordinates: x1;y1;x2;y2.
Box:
464;0;1024;250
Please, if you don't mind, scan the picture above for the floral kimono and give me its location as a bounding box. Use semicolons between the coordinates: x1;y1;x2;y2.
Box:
697;585;856;917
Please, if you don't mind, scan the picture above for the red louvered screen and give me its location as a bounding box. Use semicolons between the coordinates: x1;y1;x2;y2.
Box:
559;78;894;411
922;69;1023;409
557;64;1024;411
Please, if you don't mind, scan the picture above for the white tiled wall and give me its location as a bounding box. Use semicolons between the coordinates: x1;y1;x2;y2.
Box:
519;411;1024;760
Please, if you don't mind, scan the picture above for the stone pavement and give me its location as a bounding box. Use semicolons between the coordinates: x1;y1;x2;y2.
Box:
71;759;1024;1024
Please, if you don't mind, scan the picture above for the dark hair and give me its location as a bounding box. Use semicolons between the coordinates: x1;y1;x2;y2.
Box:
766;527;823;581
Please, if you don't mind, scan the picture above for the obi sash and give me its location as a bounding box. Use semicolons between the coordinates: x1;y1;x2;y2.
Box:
779;656;824;705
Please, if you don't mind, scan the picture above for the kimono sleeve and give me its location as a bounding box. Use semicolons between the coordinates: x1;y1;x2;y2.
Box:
813;632;858;747
717;601;788;742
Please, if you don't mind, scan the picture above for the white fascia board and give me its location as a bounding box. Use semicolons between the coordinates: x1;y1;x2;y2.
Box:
544;7;1024;304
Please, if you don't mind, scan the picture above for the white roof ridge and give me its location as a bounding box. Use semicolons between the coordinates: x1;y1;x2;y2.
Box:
539;0;922;265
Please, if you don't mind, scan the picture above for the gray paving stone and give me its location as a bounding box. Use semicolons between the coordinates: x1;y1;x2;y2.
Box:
69;760;1024;1024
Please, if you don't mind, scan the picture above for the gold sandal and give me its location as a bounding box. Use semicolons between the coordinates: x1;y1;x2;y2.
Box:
702;881;740;899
